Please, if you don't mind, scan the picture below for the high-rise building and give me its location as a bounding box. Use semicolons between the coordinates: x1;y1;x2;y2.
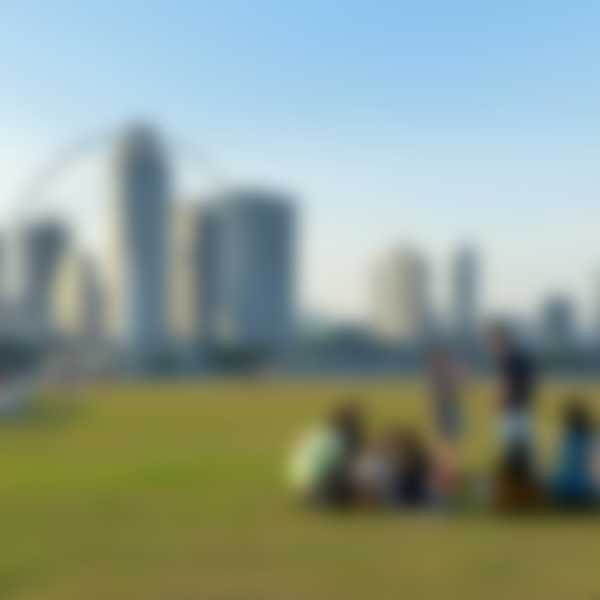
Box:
207;189;296;350
540;295;576;350
169;200;223;347
52;250;105;341
370;245;430;345
105;125;171;362
169;202;205;345
20;220;68;339
196;203;222;345
0;233;7;302
452;245;480;343
593;270;600;342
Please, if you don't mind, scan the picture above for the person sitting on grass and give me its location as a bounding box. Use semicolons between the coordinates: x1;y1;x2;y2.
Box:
351;433;394;508
288;400;365;507
550;396;599;509
492;441;544;512
351;427;427;508
388;429;433;507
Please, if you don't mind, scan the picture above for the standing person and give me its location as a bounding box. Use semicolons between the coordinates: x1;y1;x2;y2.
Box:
428;346;465;444
427;346;465;499
487;323;537;449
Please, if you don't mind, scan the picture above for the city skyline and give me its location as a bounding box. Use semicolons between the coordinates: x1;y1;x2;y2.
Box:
1;122;598;377
3;2;600;322
1;120;598;340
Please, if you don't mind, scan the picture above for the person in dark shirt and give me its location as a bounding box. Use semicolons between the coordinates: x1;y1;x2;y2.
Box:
388;428;432;507
500;348;535;411
487;323;537;448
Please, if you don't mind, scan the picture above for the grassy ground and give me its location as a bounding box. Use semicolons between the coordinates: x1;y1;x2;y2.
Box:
1;378;600;599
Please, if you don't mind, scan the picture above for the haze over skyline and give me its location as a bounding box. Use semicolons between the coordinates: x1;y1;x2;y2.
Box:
2;1;600;323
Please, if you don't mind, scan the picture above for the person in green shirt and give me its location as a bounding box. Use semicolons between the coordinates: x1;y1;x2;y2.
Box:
288;402;365;506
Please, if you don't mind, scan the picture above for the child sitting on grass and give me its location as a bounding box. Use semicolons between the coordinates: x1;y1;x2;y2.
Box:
492;441;544;512
351;432;395;508
388;429;432;507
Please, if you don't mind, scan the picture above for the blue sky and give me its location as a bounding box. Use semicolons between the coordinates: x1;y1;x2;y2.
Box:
2;1;600;321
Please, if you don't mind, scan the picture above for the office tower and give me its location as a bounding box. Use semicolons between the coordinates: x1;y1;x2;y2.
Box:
452;245;479;343
52;251;104;341
106;125;171;362
370;245;430;345
0;233;6;302
20;220;68;339
196;203;222;345
593;270;600;341
169;202;203;344
540;295;576;350
169;200;224;347
208;188;296;350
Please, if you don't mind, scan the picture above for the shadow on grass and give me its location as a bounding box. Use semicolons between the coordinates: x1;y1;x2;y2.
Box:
286;497;600;525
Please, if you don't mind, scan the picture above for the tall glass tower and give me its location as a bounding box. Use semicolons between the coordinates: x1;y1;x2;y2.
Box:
207;189;295;350
108;125;170;364
452;245;479;344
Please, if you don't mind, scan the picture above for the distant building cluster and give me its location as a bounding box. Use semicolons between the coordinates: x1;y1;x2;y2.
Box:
369;244;479;349
370;246;432;345
1;125;296;372
366;242;597;365
1;123;598;375
294;239;598;374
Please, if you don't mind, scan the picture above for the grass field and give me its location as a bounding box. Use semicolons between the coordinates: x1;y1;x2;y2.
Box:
1;378;600;599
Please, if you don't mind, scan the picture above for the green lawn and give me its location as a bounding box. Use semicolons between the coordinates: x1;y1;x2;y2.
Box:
1;379;600;599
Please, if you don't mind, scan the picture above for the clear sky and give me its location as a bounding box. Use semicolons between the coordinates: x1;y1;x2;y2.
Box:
2;1;600;324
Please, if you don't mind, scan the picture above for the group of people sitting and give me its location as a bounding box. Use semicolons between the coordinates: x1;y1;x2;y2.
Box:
289;402;442;507
288;325;600;512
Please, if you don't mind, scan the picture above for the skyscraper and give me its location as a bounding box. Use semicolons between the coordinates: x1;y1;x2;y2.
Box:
370;245;430;345
52;250;105;342
168;200;225;347
106;125;170;363
196;203;223;346
0;233;7;303
540;295;576;351
452;245;479;343
207;188;296;350
593;269;600;342
169;202;200;345
20;220;68;339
